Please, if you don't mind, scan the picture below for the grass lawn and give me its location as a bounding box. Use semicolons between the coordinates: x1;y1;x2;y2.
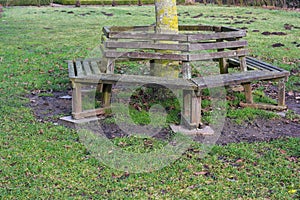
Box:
0;5;299;199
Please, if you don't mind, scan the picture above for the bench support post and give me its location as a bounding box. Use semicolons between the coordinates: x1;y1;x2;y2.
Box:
182;90;201;129
102;84;112;107
278;78;286;106
182;61;192;79
217;39;228;74
72;82;82;119
191;90;201;128
242;83;253;104
239;56;247;72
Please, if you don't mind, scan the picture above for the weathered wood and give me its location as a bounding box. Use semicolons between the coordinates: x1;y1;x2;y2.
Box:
182;61;192;79
72;82;82;118
278;78;286;106
221;26;241;32
90;61;101;75
216;39;227;74
179;25;221;32
83;61;92;76
188;31;246;41
102;84;112;107
189;40;247;51
105;26;155;34
239;102;287;111
239;56;247;72
68;60;75;78
104;51;188;61
192;71;288;89
73;73;195;90
105;41;189;51
191;92;201;127
246;57;289;73
242;83;253;104
183;90;191;117
72;107;107;119
188;49;248;61
228;57;290;76
75;61;84;77
108;32;188;41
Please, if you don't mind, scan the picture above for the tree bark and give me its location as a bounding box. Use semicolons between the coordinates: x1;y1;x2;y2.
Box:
153;0;180;78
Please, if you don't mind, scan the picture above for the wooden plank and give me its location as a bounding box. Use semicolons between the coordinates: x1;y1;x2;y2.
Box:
102;84;112;107
105;41;189;51
107;26;155;32
190;92;201;127
246;57;290;73
188;49;248;61
68;60;76;77
189;40;247;51
75;61;84;77
278;78;286;106
192;71;288;89
229;57;290;75
239;102;287;111
90;61;101;75
188;31;246;41
179;25;221;32
82;61;92;76
242;83;253;104
183;90;191;118
104;51;188;61
102;26;110;37
182;62;192;79
108;32;188;41
240;56;247;72
221;26;241;32
72;83;82;119
72;107;107;119
75;73;195;90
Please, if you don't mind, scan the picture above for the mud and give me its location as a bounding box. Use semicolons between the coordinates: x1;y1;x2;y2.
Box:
26;90;300;145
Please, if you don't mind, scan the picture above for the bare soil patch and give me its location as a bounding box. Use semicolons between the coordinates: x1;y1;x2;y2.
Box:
26;90;300;145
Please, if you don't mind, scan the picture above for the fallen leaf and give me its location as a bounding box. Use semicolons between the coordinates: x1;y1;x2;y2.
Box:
279;149;286;154
193;171;208;176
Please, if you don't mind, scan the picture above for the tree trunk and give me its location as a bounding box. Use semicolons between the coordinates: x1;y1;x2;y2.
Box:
153;0;179;78
75;0;81;7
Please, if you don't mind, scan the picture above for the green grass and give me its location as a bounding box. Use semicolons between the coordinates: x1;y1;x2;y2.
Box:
0;5;299;199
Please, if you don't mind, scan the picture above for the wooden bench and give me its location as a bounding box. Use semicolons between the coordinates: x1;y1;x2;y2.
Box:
68;25;289;129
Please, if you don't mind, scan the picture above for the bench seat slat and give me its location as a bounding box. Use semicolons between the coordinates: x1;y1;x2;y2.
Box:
192;71;287;89
90;61;101;75
68;60;75;78
83;61;92;76
246;57;288;72
73;73;196;90
75;61;84;77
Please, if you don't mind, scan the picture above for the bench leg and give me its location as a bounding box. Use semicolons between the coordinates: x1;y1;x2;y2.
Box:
191;91;202;128
278;78;286;106
219;58;228;74
182;61;192;79
72;82;82;119
182;90;201;129
242;83;253;104
239;56;247;72
102;84;112;107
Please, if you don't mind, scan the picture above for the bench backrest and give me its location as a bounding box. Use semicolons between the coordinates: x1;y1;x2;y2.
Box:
102;25;248;62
